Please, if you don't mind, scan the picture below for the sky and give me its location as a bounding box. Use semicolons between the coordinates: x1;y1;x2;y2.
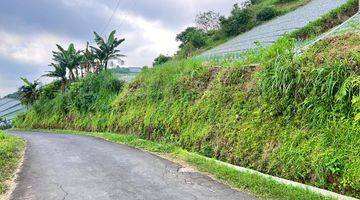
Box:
0;0;245;97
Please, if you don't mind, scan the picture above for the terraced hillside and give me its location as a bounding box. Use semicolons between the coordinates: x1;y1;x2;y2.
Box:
201;0;350;58
0;98;25;121
298;12;360;51
313;12;359;38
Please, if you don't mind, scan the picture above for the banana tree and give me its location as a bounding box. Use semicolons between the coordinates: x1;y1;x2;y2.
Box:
90;30;125;70
19;77;41;106
44;63;67;91
52;44;82;81
80;42;96;76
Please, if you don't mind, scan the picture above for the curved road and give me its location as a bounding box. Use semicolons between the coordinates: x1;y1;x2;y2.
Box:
9;131;256;200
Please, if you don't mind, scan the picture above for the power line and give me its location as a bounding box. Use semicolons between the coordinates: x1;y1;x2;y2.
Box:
101;0;122;35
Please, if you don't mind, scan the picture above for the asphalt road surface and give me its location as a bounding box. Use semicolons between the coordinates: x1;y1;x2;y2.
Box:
9;131;256;200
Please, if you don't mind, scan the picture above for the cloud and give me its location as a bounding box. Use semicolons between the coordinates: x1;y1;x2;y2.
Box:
0;0;245;96
0;30;85;65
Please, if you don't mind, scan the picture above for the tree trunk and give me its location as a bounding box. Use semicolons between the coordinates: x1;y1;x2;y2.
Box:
104;60;108;70
69;70;75;81
61;78;66;92
75;68;79;79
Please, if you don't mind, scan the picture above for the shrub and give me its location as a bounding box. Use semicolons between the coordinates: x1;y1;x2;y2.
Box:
153;54;172;66
277;0;297;3
257;7;278;21
220;8;252;36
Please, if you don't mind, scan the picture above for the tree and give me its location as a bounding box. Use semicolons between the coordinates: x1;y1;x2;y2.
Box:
19;77;41;106
176;27;207;49
153;54;171;66
195;11;221;32
44;63;67;91
52;44;82;81
220;4;252;36
256;6;278;21
80;42;96;75
90;30;125;70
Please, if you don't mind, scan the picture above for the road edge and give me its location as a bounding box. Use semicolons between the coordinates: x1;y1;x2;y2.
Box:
9;129;358;200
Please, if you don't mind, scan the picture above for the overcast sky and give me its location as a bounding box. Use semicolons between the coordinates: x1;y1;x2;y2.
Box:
0;0;246;97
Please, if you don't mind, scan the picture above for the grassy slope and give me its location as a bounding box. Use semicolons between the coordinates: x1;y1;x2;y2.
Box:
0;131;25;195
14;33;360;198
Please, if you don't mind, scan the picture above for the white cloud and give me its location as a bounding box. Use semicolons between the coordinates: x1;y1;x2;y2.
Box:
111;9;180;66
0;30;84;66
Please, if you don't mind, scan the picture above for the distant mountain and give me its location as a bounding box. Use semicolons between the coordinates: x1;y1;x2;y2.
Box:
0;97;25;121
110;66;143;74
110;67;143;82
4;91;21;100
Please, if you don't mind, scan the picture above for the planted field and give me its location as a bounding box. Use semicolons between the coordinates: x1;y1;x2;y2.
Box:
200;0;350;58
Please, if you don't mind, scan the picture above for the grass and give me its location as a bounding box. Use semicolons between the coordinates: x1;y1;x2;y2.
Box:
0;131;25;195
13;128;334;200
13;33;360;198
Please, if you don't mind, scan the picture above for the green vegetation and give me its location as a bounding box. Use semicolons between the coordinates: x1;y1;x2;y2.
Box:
14;32;360;198
291;0;359;40
0;131;25;194
15;129;333;200
17;30;125;108
19;77;41;106
153;54;172;66
170;0;311;59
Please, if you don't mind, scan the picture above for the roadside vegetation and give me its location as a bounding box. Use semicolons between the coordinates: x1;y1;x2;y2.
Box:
14;31;360;198
0;131;25;195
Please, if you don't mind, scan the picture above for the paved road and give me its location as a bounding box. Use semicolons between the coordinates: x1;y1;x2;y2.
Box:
201;0;349;58
9;131;256;200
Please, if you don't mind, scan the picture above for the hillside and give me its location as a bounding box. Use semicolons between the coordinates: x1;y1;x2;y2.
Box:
173;0;314;58
14;32;360;198
0;98;25;122
201;0;351;58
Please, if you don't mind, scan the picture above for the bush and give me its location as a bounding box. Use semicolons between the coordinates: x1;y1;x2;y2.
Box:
257;7;278;21
277;0;297;3
220;8;252;36
153;54;172;66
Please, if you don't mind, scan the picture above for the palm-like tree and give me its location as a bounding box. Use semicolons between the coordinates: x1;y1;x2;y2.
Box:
19;77;40;106
80;42;96;75
44;63;67;91
53;44;82;81
90;30;125;70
